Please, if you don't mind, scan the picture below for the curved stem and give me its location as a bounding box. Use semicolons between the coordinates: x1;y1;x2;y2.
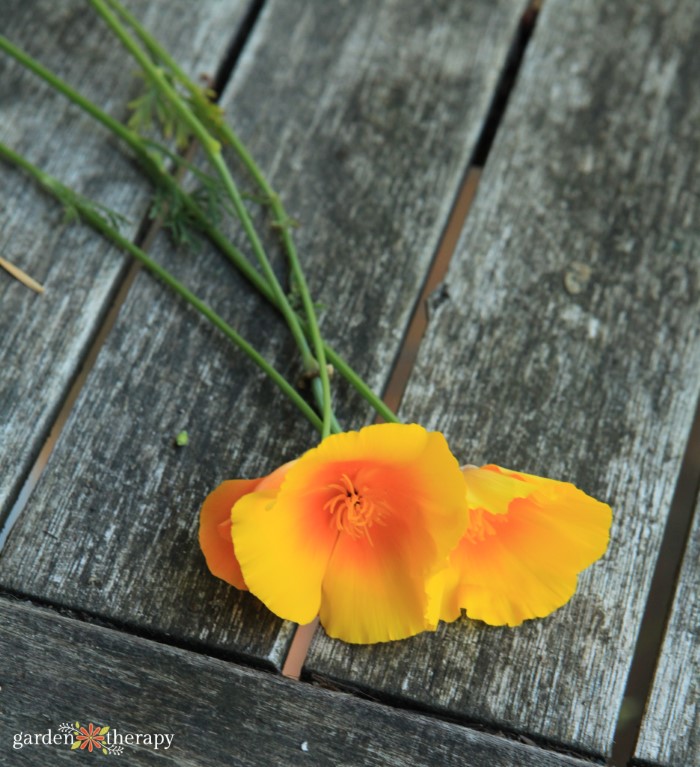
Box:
89;0;318;379
324;349;400;424
101;0;334;437
0;34;162;174
0;142;323;434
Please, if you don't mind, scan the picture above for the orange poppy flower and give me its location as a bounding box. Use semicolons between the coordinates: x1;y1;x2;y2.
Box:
431;464;612;627
200;424;468;643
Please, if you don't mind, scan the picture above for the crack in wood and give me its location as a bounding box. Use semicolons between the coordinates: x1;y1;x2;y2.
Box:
609;394;700;767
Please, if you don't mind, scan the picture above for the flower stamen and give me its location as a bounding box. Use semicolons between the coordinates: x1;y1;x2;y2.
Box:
324;473;388;544
463;507;499;544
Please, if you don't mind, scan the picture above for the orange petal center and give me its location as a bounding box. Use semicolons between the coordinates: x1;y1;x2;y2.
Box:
323;471;389;544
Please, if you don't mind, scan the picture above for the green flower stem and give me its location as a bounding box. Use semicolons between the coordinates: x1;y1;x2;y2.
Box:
104;0;215;104
311;378;342;435
99;0;333;437
0;141;324;434
0;34;165;173
323;350;399;424
88;0;327;398
0;35;265;294
0;35;399;426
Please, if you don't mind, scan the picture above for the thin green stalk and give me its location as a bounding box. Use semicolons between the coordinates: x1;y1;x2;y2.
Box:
88;0;320;382
0;34;165;171
104;0;214;102
0;35;399;425
0;141;323;434
324;349;400;424
100;0;333;437
278;220;332;437
311;378;342;434
0;35;266;295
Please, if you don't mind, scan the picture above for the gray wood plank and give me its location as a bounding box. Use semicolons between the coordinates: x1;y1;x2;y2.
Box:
0;597;599;767
305;0;700;758
634;493;700;767
0;0;254;517
0;3;528;664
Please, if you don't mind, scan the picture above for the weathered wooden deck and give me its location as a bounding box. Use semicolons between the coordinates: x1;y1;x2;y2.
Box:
1;1;699;765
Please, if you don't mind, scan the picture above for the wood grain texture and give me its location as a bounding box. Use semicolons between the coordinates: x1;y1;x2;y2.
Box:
305;0;700;758
0;597;599;767
0;2;527;664
634;492;700;767
0;0;253;517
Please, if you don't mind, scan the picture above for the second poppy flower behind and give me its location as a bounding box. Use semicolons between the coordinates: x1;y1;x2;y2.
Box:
200;423;468;644
429;464;613;628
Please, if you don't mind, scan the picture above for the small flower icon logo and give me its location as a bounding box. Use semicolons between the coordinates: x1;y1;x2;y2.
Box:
70;721;110;754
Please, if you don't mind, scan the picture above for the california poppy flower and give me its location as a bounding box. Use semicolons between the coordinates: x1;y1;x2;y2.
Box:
200;423;468;643
432;464;612;627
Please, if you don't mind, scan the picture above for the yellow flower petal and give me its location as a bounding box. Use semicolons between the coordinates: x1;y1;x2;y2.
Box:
464;464;532;516
442;465;612;626
199;479;259;590
320;528;432;643
425;562;462;627
198;462;296;591
232;486;339;624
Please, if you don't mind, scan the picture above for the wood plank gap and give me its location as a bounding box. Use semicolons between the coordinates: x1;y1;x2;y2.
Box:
381;0;541;415
285;172;492;673
281;618;320;680
210;0;266;97
0;271;139;548
302;668;605;766
0;586;284;673
380;169;482;415
608;394;700;767
471;0;543;168
284;0;543;679
280;0;541;675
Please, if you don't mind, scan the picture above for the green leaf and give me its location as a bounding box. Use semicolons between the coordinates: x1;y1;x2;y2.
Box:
175;430;189;447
